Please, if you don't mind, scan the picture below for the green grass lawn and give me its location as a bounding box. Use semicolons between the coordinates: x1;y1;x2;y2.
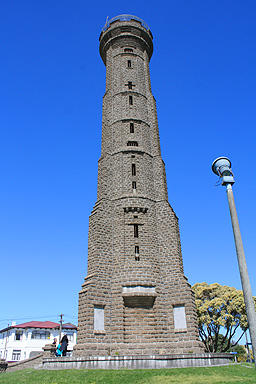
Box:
0;364;255;384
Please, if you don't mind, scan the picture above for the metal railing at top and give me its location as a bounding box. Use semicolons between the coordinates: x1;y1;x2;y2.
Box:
102;14;150;32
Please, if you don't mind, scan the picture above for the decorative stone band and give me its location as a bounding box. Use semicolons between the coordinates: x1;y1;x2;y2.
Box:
121;118;143;124
108;147;153;158
123;286;156;293
82;274;95;285
124;207;148;213
80;274;95;292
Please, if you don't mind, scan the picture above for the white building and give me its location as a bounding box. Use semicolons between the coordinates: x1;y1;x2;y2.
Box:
0;320;77;362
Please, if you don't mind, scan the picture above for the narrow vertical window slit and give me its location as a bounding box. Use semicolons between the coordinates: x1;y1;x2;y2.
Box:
135;246;140;261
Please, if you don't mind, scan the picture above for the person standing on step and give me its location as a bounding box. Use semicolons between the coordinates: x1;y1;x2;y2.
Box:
60;334;69;356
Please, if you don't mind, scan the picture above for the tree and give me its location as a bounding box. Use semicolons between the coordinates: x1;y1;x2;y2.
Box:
233;344;247;362
192;282;256;353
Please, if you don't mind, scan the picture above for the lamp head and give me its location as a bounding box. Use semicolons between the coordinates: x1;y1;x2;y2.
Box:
212;157;235;186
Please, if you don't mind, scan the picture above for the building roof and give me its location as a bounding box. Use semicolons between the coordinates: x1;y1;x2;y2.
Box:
62;322;77;329
0;321;77;333
15;321;59;329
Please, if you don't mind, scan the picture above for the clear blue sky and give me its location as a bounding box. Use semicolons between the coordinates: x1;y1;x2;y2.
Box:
1;0;255;338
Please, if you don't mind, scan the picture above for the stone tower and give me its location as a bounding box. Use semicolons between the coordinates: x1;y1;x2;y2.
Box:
76;15;203;356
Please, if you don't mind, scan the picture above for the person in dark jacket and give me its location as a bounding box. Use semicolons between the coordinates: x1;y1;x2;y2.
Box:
60;334;69;356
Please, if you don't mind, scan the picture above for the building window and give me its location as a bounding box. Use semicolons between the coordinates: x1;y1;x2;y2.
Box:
135;246;140;261
134;224;138;238
127;141;138;147
124;48;133;53
132;164;136;176
12;350;21;361
132;181;136;190
31;330;50;339
127;60;131;68
94;306;104;331
130;122;134;133
129;96;133;105
15;330;23;341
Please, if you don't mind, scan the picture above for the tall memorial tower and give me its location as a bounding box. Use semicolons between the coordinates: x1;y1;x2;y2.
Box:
76;15;203;356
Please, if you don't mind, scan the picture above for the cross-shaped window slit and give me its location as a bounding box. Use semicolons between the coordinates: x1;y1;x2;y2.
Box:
125;81;135;89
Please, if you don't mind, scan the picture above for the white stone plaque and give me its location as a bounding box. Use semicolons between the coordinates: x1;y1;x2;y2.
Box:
173;305;187;329
94;306;104;330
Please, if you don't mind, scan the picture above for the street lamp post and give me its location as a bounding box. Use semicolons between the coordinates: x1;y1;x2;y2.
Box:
212;157;256;367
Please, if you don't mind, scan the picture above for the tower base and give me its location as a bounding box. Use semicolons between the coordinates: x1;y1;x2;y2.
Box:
73;341;203;357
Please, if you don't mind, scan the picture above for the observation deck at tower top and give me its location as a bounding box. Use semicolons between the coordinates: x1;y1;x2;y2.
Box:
99;14;154;63
102;14;151;33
